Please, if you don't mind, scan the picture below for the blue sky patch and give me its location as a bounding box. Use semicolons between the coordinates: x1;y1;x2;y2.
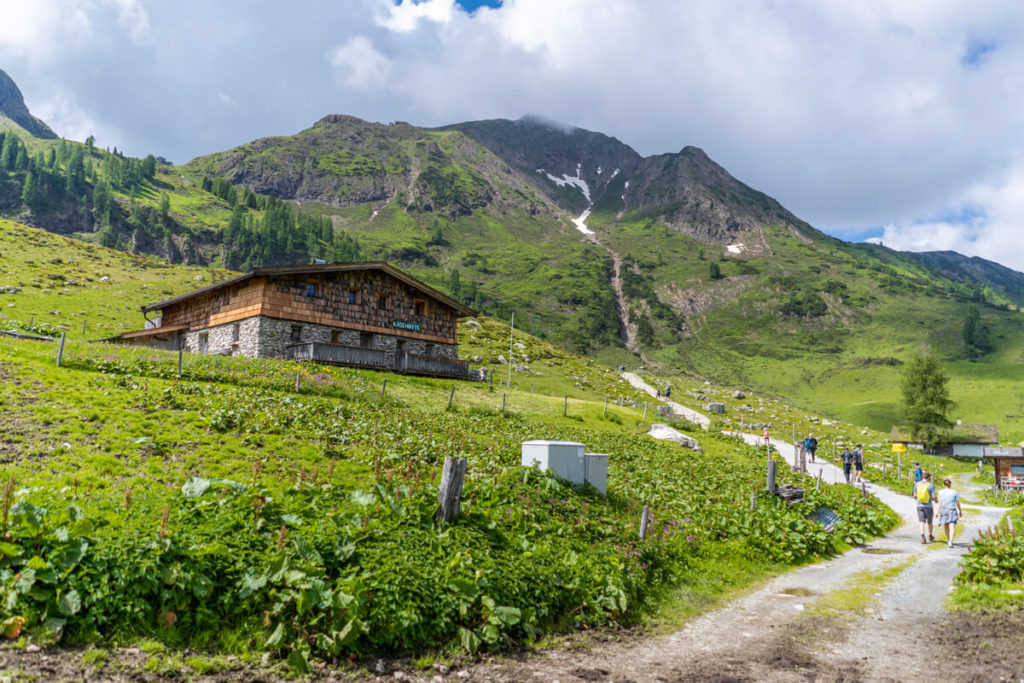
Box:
962;39;996;69
395;0;503;11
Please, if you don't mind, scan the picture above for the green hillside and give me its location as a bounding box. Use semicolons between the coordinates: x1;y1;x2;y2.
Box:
0;218;900;674
4;103;1024;439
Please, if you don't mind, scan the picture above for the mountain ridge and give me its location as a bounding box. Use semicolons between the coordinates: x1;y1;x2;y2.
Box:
0;68;58;139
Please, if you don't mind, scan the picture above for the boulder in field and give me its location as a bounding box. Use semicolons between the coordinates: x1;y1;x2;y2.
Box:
648;422;701;451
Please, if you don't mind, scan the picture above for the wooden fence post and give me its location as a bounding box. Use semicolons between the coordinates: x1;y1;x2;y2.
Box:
501;393;506;412
56;331;66;367
563;395;568;417
295;372;300;392
643;402;648;422
603;397;608;417
436;458;467;523
766;459;777;494
639;505;650;540
380;379;387;399
489;369;494;388
177;347;183;379
750;493;757;510
447;386;455;410
861;482;867;498
81;320;87;336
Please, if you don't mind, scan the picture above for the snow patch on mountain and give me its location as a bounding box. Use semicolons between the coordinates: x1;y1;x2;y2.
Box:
572;209;594;235
537;163;596;235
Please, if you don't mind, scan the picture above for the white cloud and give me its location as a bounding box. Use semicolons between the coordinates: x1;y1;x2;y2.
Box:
377;0;456;33
873;166;1024;270
112;0;151;44
217;92;238;108
327;36;392;89
32;92;121;147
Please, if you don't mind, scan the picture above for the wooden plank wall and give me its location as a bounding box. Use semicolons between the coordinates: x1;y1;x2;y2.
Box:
161;270;458;344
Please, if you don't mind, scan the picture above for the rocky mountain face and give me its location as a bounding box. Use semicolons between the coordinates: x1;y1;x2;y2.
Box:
448;117;812;247
0;69;57;139
191;114;813;249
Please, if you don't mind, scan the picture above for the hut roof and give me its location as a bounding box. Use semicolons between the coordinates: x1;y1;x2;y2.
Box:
889;423;999;445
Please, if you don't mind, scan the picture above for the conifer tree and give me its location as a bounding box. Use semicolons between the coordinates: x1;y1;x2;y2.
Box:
901;352;953;448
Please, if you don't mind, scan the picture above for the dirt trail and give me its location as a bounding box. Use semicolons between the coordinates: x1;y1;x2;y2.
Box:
407;426;1011;682
621;372;710;428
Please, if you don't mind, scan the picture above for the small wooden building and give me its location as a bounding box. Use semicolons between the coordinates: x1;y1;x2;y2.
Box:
109;262;478;379
985;447;1024;491
888;423;999;457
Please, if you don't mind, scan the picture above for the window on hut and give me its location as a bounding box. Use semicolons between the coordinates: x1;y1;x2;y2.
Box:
379;294;390;310
360;332;373;348
425;343;434;356
231;324;240;343
198;332;208;353
306;283;317;297
330;330;341;344
290;325;302;343
414;299;427;316
348;288;360;304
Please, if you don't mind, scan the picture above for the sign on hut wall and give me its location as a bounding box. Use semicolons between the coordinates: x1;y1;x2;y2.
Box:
393;320;422;333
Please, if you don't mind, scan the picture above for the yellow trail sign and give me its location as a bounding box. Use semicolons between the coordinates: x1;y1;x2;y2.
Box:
892;443;906;453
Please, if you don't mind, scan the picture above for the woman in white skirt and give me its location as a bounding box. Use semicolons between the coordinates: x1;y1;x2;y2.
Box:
936;479;963;547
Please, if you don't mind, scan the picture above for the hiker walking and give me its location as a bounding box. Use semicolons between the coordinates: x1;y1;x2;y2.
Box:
913;472;937;544
937;478;963;548
913;462;923;482
840;447;854;483
664;386;671;399
853;444;864;483
804;434;818;463
763;427;771;448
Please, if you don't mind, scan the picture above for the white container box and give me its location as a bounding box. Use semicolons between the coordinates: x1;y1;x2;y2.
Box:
521;440;585;485
584;453;608;495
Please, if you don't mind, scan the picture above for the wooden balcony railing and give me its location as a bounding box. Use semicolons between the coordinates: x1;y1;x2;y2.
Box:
396;351;470;379
287;343;391;369
286;343;471;379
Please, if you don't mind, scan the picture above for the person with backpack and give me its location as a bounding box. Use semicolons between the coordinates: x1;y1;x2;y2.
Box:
853;444;864;482
913;472;937;544
804;434;818;463
840;447;854;483
913;462;923;482
936;478;963;548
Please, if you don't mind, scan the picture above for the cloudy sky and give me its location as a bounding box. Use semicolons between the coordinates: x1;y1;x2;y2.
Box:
2;0;1024;268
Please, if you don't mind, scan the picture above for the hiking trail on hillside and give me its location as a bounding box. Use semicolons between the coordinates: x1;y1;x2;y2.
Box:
355;383;1012;682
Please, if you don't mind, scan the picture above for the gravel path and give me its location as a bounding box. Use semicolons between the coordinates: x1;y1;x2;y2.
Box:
621;372;710;428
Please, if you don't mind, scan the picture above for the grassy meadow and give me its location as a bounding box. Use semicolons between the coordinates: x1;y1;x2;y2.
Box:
0;219;901;674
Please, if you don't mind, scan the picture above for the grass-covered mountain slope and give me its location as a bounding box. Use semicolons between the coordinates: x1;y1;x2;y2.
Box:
0;219;898;673
2;62;1024;432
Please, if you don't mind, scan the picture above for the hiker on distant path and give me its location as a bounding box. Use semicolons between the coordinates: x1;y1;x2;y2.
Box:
840;447;854;483
853;444;864;483
937;478;963;548
763;427;770;447
913;462;923;482
804;434;818;463
913;472;937;544
664;386;671;399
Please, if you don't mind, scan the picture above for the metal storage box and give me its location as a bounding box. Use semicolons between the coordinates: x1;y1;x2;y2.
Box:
584;453;608;495
521;440;585;485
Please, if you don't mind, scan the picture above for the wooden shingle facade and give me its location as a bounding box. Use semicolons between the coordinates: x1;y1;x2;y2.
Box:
115;262;478;379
